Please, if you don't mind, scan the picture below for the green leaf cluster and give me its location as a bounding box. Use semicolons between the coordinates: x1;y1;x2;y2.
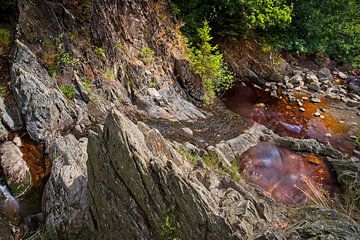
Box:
189;21;233;104
173;0;292;40
282;0;360;67
0;28;11;54
60;85;75;100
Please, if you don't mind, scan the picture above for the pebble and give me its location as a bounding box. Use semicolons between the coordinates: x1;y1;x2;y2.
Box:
302;96;309;100
314;112;321;117
350;135;357;140
310;97;321;104
320;115;325;119
285;83;294;89
338;72;348;79
299;107;306;112
320;108;326;112
296;100;303;107
325;133;332;137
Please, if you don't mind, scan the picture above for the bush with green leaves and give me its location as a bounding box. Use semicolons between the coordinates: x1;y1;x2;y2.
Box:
60;84;75;100
274;0;360;67
95;47;106;59
172;0;292;41
139;47;155;63
189;21;233;104
59;51;76;65
0;28;11;54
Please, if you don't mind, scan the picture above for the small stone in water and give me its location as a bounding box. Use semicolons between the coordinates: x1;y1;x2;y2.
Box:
310;97;321;104
320;115;325;119
297;100;303;107
299;107;305;112
302;96;309;100
314;112;321;117
325;133;332;137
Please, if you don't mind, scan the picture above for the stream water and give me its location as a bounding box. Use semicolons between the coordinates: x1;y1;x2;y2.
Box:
222;83;354;205
0;134;49;238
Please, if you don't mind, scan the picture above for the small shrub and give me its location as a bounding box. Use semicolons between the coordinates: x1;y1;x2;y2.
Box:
189;20;234;105
160;208;180;240
104;69;115;80
0;84;7;97
170;3;181;15
59;52;76;65
114;41;123;50
139;47;155;63
60;84;75;100
69;32;77;42
95;47;106;59
48;65;57;78
83;78;92;92
0;28;11;54
177;148;200;164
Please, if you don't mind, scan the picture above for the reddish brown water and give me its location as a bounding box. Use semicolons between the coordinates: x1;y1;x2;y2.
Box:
239;142;340;205
222;84;356;154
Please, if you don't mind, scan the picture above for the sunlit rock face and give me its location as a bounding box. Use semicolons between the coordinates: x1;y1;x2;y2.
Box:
239;142;340;205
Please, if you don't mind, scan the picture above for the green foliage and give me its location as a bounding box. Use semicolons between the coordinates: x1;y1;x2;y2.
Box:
160;208;180;240
173;0;292;40
60;84;75;100
139;47;155;63
189;21;233;104
0;28;11;54
104;69;115;80
95;47;106;59
170;3;181;15
114;41;123;50
178;148;200;164
59;51;76;65
0;84;7;97
262;0;360;66
69;32;77;42
83;78;92;92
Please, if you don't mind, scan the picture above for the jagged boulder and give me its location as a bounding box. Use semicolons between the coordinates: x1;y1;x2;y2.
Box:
87;111;280;240
42;135;92;238
11;41;75;142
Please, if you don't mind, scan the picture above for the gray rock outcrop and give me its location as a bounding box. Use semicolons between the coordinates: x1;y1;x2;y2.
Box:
11;41;75;142
87;111;280;240
42;135;91;238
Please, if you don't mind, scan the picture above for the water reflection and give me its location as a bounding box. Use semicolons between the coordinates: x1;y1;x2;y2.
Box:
223;84;356;154
239;142;340;205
